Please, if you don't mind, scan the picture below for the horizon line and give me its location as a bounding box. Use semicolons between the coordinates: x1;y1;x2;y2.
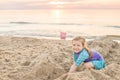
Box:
0;8;120;10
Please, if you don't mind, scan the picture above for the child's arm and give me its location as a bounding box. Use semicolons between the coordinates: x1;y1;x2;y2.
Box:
75;50;89;66
69;63;78;73
69;50;89;73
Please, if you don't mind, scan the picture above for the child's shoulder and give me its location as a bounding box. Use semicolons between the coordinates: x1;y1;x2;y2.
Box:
91;49;98;53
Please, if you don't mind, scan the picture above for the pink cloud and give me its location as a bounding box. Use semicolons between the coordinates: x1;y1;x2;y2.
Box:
0;0;120;10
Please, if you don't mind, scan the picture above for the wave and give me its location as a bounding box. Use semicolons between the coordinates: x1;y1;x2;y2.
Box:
44;23;82;25
8;21;120;28
9;21;82;25
10;21;37;24
109;26;120;28
108;26;120;28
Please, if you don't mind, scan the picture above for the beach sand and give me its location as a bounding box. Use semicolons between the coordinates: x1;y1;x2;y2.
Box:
0;36;120;80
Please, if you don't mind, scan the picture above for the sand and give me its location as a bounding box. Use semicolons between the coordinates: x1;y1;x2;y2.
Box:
0;36;120;80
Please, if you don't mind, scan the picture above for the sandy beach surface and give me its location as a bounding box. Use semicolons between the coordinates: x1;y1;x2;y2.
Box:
0;36;120;80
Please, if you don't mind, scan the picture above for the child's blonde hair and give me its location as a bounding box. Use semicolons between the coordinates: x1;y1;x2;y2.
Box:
72;36;92;58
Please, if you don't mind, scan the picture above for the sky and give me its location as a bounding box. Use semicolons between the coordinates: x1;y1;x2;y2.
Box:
0;0;120;10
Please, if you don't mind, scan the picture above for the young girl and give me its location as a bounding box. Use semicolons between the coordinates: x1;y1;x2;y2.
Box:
69;36;106;73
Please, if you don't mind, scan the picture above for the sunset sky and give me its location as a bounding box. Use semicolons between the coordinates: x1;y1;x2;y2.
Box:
0;0;120;10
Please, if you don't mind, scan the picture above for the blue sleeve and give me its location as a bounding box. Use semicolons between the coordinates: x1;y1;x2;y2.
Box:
75;50;89;66
73;53;76;62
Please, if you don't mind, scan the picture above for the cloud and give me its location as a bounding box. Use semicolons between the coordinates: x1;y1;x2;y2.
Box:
0;0;120;10
0;0;48;10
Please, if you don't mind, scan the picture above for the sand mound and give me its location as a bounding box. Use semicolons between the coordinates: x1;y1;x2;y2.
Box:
0;36;120;80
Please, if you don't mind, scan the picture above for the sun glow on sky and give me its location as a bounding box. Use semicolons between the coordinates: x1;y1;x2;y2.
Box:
49;1;65;9
49;1;65;5
0;0;120;9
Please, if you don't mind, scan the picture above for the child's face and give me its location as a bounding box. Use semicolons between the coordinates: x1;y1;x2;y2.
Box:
72;40;84;53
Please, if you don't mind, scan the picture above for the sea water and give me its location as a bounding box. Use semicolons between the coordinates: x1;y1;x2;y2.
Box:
0;9;120;40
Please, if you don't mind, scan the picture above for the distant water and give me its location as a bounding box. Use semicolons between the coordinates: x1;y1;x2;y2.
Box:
0;9;120;40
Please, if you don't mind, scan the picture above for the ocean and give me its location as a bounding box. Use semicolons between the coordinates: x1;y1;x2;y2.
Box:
0;9;120;40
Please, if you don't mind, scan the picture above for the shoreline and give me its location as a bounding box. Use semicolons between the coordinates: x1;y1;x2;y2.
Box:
0;34;120;43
